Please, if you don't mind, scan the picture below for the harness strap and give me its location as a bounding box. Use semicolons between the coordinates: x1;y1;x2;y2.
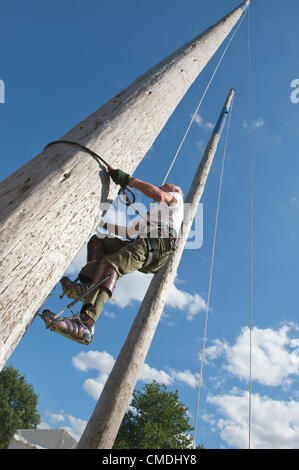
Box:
143;237;177;268
143;238;160;267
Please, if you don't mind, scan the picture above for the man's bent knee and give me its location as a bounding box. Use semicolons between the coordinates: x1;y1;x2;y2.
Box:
87;235;107;262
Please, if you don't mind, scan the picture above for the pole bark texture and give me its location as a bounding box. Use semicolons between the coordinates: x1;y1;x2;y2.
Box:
0;1;248;371
77;89;235;449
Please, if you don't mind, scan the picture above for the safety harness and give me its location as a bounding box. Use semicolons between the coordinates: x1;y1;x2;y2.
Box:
142;223;177;267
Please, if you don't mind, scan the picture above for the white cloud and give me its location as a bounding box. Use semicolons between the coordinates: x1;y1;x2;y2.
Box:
199;323;299;448
103;310;116;319
46;411;65;424
37;421;51;430
113;270;153;308
253;117;265;128
72;350;115;374
72;350;115;400
204;324;299;387
202;338;227;363
169;369;199;388
72;350;199;401
83;375;109;400
139;363;173;386
113;271;206;321
194;113;214;131
62;415;87;442
40;412;87;442
196;141;204;151
243;117;265;129
207;390;299;449
194;114;204;126
167;282;206;321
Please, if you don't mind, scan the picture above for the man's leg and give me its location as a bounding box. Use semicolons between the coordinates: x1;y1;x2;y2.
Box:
43;263;117;345
81;237;174;323
87;234;103;263
80;238;149;323
60;236;126;299
80;262;119;322
42;238;148;345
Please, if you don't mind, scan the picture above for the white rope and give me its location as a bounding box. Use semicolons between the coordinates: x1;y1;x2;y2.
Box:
193;94;235;449
162;13;246;186
129;14;247;235
247;5;253;450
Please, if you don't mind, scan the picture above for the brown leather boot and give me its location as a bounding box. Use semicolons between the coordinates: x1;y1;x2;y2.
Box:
60;277;91;300
91;263;118;297
60;263;118;301
41;309;94;345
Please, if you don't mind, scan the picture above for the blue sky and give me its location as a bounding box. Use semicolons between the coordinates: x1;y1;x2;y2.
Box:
1;0;299;449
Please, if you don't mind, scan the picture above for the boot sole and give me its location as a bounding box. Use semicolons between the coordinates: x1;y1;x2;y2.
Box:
47;323;92;345
40;311;92;346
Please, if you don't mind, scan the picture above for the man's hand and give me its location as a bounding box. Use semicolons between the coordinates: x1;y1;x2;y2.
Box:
109;168;131;188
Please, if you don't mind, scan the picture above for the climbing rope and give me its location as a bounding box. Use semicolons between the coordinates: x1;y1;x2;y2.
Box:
44;139;136;206
44;140;159;236
191;8;254;449
192;93;235;449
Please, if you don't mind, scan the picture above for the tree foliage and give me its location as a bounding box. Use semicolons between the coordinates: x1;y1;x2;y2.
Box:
0;365;40;448
113;381;196;449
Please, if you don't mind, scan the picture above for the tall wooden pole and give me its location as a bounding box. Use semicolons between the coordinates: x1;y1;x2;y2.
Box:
0;3;249;372
77;88;236;449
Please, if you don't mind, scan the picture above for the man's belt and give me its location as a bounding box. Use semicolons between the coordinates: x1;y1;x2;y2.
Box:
142;222;177;239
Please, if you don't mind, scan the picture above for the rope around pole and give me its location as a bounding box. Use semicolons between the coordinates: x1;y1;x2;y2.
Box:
193;94;235;449
247;5;253;451
161;12;246;186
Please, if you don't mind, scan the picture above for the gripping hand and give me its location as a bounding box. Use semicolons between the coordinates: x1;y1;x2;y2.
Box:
108;168;131;188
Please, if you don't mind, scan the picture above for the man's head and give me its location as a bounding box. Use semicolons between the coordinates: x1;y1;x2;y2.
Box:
159;183;183;195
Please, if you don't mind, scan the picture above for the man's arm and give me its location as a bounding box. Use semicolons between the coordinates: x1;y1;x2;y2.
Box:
128;177;177;205
108;168;178;205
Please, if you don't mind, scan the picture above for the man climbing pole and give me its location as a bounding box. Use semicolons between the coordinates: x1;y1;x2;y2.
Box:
42;169;184;345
